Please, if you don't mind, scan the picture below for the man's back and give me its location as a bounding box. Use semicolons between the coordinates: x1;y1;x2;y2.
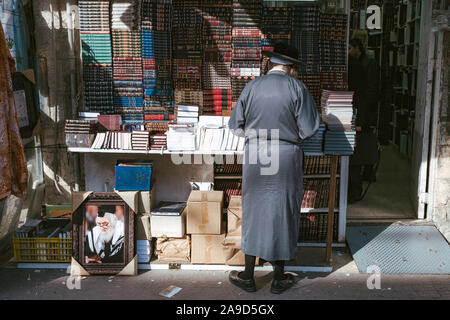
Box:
238;70;317;144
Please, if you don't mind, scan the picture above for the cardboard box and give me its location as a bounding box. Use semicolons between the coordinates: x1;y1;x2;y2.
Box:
191;234;226;264
187;191;223;235
151;208;186;238
138;190;155;214
227;196;242;236
222;235;258;266
155;236;190;263
136;213;152;240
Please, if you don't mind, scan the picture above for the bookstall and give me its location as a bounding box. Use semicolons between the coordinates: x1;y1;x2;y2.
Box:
14;0;354;272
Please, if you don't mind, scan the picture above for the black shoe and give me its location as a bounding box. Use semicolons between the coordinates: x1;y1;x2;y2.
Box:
229;271;256;292
271;273;296;294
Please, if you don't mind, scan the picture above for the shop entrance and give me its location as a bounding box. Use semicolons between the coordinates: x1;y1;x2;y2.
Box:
346;0;437;223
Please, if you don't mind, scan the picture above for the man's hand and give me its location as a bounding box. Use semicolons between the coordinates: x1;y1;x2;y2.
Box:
356;126;362;132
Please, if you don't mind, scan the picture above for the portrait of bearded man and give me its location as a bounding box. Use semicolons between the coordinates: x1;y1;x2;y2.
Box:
84;206;125;264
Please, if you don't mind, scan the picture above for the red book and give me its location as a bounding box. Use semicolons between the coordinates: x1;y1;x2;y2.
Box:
98;115;122;131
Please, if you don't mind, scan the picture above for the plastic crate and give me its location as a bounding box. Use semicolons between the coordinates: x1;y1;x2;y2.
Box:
13;237;72;263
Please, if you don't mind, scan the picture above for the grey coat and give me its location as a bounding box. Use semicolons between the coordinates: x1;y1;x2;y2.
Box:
228;69;320;261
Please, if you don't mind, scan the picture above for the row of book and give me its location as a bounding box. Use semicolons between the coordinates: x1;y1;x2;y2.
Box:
90;130;167;151
303;155;341;175
198;127;245;152
302;179;340;209
214;163;243;175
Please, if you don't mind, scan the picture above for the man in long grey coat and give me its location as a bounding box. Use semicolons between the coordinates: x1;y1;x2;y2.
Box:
228;43;320;294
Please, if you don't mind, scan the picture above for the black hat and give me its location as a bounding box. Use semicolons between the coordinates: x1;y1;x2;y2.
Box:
262;42;304;66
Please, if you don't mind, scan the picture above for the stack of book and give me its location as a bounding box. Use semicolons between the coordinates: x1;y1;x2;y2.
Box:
132;130;150;150
112;1;144;124
172;0;203;112
201;0;233;115
231;1;262;107
319;13;348;91
166;124;196;151
174;90;203;112
321;90;356;155
78;112;100;122
301;123;325;154
91;131;133;150
79;1;113;114
324;131;356;155
261;7;292;51
149;134;167;151
65;120;96;148
176;105;199;125
145;121;170;134
292;5;321;105
231;0;262;75
137;240;153;263
111;0;140;30
203;89;232;116
321;90;355;130
292;5;320;74
141;0;175;130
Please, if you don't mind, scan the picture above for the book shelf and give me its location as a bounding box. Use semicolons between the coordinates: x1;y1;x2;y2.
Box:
387;0;422;158
69;148;349;247
66;0;353;267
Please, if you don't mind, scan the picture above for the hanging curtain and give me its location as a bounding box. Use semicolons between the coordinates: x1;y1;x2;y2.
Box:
0;23;28;200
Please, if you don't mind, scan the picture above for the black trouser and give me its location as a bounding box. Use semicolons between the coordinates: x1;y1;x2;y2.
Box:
240;255;285;281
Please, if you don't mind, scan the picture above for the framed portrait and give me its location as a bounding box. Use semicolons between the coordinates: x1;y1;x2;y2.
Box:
73;193;135;274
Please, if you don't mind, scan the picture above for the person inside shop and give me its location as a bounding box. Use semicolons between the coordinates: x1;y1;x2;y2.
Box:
228;42;320;294
348;38;380;203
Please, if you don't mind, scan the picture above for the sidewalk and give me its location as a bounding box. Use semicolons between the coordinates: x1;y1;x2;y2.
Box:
0;247;449;300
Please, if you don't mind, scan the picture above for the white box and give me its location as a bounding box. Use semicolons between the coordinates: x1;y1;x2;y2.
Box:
150;208;186;238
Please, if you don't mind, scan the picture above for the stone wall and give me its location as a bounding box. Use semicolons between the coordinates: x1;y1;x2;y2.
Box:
433;16;450;242
32;0;83;205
